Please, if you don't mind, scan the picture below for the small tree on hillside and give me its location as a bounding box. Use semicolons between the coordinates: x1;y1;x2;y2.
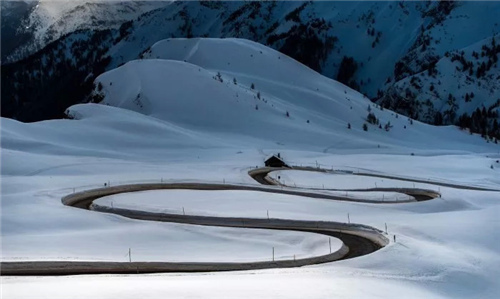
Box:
363;123;368;131
384;121;392;131
367;112;379;125
214;72;223;82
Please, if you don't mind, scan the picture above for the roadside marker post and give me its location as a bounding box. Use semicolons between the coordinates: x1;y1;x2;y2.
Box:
329;237;332;253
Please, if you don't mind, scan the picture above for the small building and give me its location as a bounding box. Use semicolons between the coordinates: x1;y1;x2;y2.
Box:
265;154;289;168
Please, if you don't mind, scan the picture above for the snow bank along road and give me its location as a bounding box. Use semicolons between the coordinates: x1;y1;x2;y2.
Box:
5;166;493;276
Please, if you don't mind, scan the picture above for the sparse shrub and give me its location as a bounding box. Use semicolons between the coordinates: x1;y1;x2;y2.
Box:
363;123;368;131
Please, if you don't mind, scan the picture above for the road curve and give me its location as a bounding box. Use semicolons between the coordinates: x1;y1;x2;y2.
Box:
248;167;441;202
4;165;468;276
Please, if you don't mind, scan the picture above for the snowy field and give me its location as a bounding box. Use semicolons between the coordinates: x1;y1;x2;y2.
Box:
94;190;414;217
270;169;442;191
2;38;500;298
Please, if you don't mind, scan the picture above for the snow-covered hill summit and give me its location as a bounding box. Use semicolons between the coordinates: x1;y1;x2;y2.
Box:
87;38;496;153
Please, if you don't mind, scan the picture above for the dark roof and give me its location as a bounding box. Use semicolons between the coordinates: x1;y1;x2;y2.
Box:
265;155;289;167
265;154;285;162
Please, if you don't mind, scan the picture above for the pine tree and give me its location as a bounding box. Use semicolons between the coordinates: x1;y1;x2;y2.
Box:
363;123;368;131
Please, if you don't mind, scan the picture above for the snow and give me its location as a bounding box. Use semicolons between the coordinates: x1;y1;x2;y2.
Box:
2;217;332;263
2;38;500;298
270;169;440;191
94;190;412;220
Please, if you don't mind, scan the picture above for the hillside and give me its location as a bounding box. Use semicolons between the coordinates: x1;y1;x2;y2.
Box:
89;38;495;153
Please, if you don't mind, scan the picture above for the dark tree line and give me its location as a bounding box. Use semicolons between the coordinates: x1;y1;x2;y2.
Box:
1;29;115;122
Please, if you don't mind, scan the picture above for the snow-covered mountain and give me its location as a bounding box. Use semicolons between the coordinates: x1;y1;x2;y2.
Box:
380;35;500;138
1;0;171;62
2;1;499;139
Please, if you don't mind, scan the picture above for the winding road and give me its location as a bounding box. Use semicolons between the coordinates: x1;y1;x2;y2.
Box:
3;166;492;276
